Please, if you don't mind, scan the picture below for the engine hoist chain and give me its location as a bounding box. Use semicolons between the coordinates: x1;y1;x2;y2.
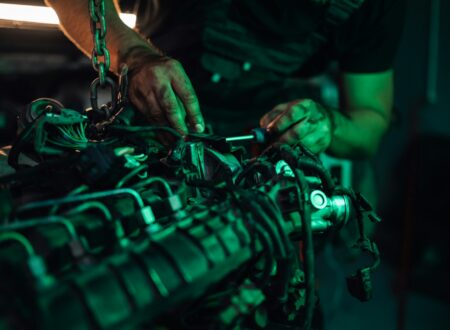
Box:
89;0;110;85
88;0;129;126
89;0;117;115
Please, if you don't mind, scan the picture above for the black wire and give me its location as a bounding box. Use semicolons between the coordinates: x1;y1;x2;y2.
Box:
297;157;335;193
253;223;276;287
232;187;297;306
274;145;315;330
223;186;277;288
248;194;296;302
235;190;285;259
235;160;275;186
293;168;315;330
261;143;334;193
254;192;292;255
246;197;287;258
108;125;183;140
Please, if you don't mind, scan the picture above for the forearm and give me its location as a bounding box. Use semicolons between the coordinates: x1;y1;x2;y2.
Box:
45;0;155;73
326;70;394;159
327;108;390;159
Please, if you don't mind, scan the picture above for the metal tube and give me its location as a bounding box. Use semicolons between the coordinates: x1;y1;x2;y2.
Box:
225;134;255;143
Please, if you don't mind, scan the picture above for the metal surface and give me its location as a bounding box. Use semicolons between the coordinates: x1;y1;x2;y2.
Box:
89;0;116;112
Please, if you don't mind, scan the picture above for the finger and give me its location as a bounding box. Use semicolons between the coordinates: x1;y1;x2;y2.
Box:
142;91;166;125
267;100;313;134
307;102;327;123
298;130;330;154
129;82;151;112
131;86;166;125
129;89;147;115
278;120;314;145
259;105;287;128
172;79;204;133
155;85;188;135
260;99;308;128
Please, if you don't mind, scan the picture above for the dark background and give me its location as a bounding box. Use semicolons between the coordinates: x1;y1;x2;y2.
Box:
0;0;449;329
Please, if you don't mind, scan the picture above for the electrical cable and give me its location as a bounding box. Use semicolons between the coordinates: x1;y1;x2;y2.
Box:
235;160;275;186
2;215;117;265
64;201;113;222
253;223;276;287
50;185;90;215
116;164;149;188
275;144;315;330
293;168;315;330
109;125;183;140
254;191;291;254
49;122;89;150
231;189;283;257
0;232;35;257
132;177;174;197
246;197;287;258
296;157;335;193
1;216;78;241
63;201;129;247
15;188;145;216
224;187;275;288
247;192;295;302
233;159;290;257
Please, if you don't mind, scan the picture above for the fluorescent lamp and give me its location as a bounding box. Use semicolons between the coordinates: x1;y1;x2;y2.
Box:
119;13;136;28
0;3;136;28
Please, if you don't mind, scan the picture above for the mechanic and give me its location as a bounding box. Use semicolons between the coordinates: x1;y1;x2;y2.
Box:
43;1;404;328
45;0;405;159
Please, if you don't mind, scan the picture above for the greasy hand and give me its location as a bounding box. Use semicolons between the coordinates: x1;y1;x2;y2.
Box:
126;49;204;135
260;99;333;154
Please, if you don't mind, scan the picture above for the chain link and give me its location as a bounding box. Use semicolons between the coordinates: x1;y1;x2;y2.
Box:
89;0;119;115
89;0;110;86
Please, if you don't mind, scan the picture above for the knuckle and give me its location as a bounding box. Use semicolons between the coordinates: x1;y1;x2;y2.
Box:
262;111;273;123
286;109;297;122
147;104;162;116
260;117;268;127
268;119;280;132
270;109;283;121
177;86;197;105
166;59;183;72
158;89;171;101
161;101;178;113
158;98;178;113
183;93;198;105
290;128;302;141
166;58;180;67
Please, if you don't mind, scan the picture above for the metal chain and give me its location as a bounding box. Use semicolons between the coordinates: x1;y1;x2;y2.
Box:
88;0;118;115
89;0;110;86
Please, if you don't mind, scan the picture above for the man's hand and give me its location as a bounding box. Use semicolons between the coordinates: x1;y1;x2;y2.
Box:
126;48;205;135
260;99;333;154
45;0;204;135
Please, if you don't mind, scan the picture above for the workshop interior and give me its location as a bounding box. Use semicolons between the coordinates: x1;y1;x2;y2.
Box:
0;0;449;329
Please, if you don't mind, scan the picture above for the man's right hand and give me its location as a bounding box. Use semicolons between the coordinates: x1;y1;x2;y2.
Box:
45;0;204;135
125;48;205;135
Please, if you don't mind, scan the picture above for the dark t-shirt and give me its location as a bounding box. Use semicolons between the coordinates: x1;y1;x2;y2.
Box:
137;0;405;75
136;0;405;133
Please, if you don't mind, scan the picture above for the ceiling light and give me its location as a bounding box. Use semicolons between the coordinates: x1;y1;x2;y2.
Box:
0;3;136;28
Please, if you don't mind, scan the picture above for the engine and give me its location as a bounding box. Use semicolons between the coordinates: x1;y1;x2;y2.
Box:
0;99;380;330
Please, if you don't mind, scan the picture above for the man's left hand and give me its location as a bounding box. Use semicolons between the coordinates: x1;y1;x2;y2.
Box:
260;99;333;154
